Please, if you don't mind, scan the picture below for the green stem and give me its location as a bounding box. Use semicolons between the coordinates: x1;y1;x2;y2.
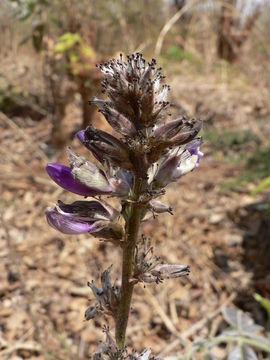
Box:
115;177;144;349
182;335;270;360
211;335;270;353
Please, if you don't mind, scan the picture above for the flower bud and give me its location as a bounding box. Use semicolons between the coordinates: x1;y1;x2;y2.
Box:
149;200;173;215
168;118;202;147
84;125;132;170
152;264;190;279
87;267;120;318
101;265;113;294
90;97;136;137
87;280;106;307
141;264;190;283
148;118;202;163
76;129;104;164
151;117;202;146
85;306;102;321
93;327;119;360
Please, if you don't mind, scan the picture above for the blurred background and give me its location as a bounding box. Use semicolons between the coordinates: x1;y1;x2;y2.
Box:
0;0;270;359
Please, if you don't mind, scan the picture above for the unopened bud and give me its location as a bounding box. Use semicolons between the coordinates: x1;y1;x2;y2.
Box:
101;265;112;293
85;306;101;321
85;126;132;170
150;200;173;215
90;97;136;137
152;264;190;279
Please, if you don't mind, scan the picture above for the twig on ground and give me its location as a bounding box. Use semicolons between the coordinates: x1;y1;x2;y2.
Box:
154;0;197;56
144;286;179;335
0;342;41;357
158;292;237;357
0;111;48;162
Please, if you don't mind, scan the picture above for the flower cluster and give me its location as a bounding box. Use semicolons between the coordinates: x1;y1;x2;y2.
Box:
46;53;202;235
85;266;120;320
133;236;190;284
45;53;203;356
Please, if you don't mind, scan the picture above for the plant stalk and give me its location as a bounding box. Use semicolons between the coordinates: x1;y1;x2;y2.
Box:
115;176;144;349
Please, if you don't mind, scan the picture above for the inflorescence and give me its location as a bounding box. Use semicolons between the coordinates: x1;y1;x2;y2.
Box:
45;53;203;359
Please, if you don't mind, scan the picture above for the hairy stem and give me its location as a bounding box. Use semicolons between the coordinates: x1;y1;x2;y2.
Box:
115;176;144;349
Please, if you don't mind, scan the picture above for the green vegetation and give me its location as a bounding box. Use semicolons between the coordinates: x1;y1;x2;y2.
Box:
167;45;196;63
204;127;258;151
246;145;270;182
254;293;270;330
219;144;270;193
205;126;270;194
0;76;23;113
251;177;270;198
54;32;96;75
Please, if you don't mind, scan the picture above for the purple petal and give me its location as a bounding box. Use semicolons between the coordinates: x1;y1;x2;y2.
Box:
76;129;86;144
46;208;95;234
186;138;202;153
46;163;105;196
186;138;204;166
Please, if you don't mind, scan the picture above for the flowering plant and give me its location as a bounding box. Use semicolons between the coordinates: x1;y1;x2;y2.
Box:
46;53;203;359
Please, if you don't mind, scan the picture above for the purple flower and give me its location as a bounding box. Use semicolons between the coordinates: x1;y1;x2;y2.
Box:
152;150;195;188
46;200;123;240
152;138;204;188
66;148;113;193
46;163;110;197
68;142;133;197
186;138;204;167
45;208;97;234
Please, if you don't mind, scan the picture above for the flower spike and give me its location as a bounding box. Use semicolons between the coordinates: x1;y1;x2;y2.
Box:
45;53;204;357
